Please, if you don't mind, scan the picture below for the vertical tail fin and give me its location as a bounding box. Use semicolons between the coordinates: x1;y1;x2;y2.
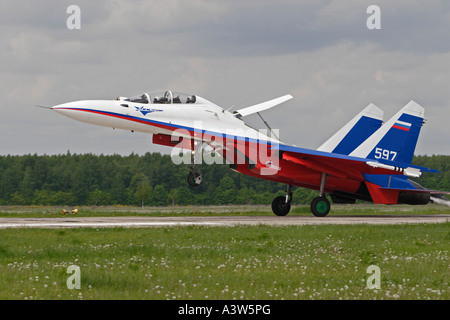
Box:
317;103;384;155
349;100;425;164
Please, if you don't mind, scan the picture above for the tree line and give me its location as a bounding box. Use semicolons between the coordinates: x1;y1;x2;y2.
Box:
0;153;448;207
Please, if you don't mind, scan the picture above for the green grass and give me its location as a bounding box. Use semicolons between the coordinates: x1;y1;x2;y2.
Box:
0;222;448;300
0;203;449;218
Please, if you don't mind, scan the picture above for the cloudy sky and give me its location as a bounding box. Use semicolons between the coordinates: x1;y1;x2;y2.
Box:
1;0;449;156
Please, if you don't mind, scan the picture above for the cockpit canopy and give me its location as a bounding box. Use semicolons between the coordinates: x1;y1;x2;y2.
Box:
119;90;197;105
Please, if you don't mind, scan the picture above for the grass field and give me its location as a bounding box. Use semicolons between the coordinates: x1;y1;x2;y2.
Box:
0;203;449;217
0;204;448;300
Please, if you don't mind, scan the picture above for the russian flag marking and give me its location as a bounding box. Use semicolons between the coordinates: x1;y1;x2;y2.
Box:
392;120;411;131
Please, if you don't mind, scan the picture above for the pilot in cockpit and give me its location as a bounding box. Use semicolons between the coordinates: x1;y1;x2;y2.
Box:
130;93;149;104
186;95;196;103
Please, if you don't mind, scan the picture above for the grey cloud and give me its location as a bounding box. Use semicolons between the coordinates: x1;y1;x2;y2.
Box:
0;1;449;156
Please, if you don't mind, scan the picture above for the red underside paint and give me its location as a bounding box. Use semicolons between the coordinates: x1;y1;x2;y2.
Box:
235;159;362;195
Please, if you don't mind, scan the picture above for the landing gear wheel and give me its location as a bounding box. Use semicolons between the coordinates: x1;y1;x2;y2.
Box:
272;196;291;216
310;196;330;217
187;172;202;187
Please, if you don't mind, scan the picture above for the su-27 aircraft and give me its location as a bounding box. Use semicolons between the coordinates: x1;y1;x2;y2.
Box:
42;90;449;217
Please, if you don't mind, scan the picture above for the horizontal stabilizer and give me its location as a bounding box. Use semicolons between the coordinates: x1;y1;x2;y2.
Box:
363;174;419;191
234;94;293;117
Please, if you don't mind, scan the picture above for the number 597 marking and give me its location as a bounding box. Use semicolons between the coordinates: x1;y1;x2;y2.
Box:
374;148;397;160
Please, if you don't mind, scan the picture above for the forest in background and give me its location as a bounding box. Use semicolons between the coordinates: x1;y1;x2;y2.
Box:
0;153;448;207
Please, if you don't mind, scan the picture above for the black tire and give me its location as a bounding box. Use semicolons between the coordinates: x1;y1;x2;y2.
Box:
310;196;330;217
187;172;202;187
271;196;291;216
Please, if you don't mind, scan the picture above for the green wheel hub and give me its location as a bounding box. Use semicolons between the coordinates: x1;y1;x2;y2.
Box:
310;196;330;217
316;200;328;213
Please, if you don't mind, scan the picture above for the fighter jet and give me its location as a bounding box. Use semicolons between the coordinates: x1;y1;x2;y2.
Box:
45;90;448;216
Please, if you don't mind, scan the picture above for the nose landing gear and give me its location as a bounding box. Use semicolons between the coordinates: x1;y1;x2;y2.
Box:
187;165;202;187
187;140;203;187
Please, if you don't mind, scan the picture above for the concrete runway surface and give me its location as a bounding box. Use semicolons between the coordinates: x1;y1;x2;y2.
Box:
0;215;448;229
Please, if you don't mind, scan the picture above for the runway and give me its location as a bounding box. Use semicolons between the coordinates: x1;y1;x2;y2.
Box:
0;215;448;229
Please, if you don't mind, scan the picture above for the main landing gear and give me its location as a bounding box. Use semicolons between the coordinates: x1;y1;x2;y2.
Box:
310;173;330;217
271;173;331;217
310;196;330;217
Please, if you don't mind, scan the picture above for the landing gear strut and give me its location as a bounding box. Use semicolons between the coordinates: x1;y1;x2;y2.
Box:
310;173;330;217
271;185;292;216
271;173;331;217
187;140;202;187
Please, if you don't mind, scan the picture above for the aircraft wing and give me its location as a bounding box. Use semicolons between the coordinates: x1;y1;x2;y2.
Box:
233;94;293;117
277;145;370;181
275;144;439;180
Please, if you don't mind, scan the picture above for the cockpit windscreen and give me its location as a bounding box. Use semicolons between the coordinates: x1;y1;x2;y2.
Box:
126;91;196;105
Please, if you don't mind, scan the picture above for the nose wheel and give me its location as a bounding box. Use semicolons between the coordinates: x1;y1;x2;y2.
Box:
187;169;202;187
272;196;291;216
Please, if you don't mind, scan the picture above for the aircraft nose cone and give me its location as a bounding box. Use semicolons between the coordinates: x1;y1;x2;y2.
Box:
51;101;89;121
52;101;88;114
51;103;71;117
50;100;114;127
51;103;66;113
52;102;69;110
